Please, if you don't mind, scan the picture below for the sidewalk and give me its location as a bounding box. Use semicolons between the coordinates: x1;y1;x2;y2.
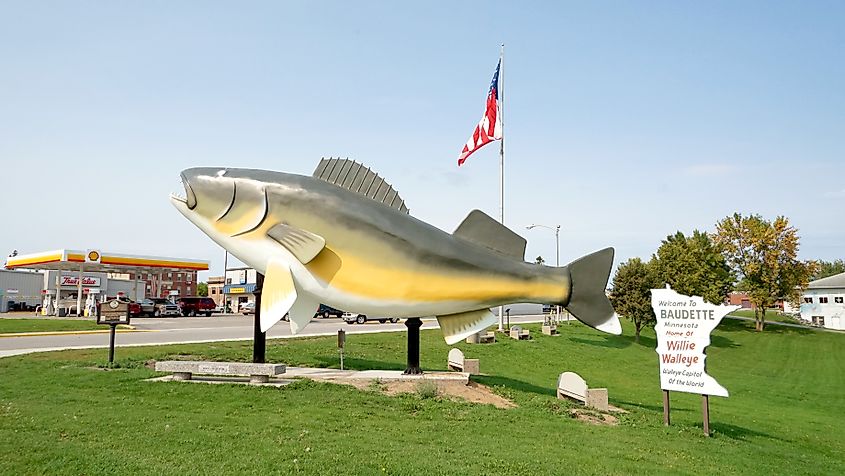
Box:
284;366;469;383
148;366;470;387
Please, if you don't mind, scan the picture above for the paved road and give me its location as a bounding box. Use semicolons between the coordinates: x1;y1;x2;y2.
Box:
0;313;549;358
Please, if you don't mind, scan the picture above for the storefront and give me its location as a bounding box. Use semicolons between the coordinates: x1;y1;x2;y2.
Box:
39;271;145;316
4;249;208;317
222;267;257;313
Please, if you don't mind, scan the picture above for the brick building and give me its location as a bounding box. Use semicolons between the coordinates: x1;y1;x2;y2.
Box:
119;270;199;298
207;275;225;306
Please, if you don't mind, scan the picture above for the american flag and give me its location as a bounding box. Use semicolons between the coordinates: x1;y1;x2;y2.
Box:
458;60;502;166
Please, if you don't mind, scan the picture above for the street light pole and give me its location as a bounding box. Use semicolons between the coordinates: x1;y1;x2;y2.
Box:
527;224;562;324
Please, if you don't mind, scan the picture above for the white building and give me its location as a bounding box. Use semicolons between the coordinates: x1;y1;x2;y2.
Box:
223;267;258;312
0;269;45;312
789;272;845;330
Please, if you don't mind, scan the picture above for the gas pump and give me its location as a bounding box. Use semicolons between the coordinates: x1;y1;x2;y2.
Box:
83;289;100;317
42;290;55;316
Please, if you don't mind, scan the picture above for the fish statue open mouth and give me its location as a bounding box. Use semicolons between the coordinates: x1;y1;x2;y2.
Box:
171;158;621;344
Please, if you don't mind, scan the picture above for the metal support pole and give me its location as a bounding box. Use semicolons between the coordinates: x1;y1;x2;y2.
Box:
54;271;61;316
403;317;423;375
108;323;117;364
252;272;266;363
527;224;563;324
497;43;506;332
76;264;83;317
702;394;710;436
663;390;671;426
337;329;346;370
555;226;560;324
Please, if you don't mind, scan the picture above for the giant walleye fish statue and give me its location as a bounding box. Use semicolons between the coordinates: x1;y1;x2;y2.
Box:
171;158;621;344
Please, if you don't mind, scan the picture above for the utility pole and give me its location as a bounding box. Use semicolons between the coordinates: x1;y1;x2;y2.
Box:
527;224;562;323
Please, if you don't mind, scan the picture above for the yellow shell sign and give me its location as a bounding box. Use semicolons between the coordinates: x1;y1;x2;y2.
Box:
86;250;101;263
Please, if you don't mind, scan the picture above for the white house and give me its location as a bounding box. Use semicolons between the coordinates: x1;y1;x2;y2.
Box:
788;272;845;330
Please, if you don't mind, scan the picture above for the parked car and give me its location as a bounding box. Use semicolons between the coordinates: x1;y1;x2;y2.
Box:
237;303;288;320
315;304;343;319
114;297;142;318
342;312;400;324
177;296;216;317
139;298;180;317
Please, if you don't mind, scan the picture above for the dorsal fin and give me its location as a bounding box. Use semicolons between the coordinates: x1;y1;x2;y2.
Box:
453;210;526;260
313;157;409;214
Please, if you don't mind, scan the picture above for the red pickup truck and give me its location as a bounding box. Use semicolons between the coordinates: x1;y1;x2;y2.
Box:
113;297;142;318
177;297;216;317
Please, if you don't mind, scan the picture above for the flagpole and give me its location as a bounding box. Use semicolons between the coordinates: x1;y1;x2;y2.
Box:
498;43;505;332
499;43;504;225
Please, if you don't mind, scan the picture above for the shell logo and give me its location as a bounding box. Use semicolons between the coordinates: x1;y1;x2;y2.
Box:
86;250;101;263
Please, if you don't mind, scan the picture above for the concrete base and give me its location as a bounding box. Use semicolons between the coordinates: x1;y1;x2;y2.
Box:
586;388;609;412
148;375;295;387
149;366;471;387
285;367;470;384
173;372;192;381
463;359;480;375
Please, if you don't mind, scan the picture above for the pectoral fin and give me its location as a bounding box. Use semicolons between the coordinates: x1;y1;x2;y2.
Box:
437;309;497;345
267;223;326;264
260;259;298;332
286;293;319;335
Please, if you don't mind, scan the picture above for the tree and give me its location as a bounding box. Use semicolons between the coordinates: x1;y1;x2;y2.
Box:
610;258;658;343
814;259;845;280
197;282;208;297
651;230;734;305
535;256;545;265
714;213;818;331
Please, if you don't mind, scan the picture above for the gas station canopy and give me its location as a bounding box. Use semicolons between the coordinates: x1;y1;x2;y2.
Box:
4;249;209;274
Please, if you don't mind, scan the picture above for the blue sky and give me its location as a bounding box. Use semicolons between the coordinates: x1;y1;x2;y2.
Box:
1;1;843;279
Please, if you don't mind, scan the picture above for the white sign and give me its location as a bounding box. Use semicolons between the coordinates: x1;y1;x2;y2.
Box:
651;287;737;397
60;275;101;287
6;289;19;294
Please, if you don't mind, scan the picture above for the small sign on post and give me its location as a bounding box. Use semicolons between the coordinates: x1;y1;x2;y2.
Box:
97;299;130;364
337;329;346;370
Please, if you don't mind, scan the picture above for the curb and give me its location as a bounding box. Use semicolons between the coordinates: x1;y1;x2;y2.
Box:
0;326;151;338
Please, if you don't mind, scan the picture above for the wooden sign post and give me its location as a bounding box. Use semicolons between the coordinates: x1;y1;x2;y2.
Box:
661;390;712;436
97;299;131;364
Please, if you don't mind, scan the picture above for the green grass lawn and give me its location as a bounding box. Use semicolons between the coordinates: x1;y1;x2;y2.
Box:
728;309;805;325
0;318;108;333
0;318;842;475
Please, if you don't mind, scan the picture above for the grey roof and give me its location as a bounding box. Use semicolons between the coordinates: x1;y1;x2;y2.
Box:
808;272;845;289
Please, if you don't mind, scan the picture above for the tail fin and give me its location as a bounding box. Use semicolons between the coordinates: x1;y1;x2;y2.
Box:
563;247;621;335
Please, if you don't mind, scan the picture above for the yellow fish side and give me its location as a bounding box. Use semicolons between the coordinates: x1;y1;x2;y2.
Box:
306;245;565;304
